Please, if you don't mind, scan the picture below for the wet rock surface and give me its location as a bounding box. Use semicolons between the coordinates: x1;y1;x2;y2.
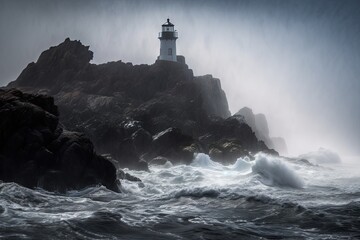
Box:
0;88;119;192
6;38;277;170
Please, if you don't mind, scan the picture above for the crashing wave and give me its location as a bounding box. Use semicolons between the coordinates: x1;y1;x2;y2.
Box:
252;153;304;188
190;153;223;169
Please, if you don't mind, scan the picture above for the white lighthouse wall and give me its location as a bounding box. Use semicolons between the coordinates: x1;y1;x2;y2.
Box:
159;39;177;62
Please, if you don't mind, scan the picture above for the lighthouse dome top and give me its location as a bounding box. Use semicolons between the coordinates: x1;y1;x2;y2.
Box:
162;18;174;27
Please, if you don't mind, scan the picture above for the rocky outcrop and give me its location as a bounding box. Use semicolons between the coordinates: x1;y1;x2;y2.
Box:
194;74;231;119
11;38;93;93
201;116;278;163
0;88;119;192
235;107;274;148
7;38;277;168
235;107;288;155
144;127;201;165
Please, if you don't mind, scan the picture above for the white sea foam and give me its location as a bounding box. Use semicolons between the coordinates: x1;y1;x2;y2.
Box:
190;153;223;169
298;148;341;164
2;150;359;239
191;153;252;173
230;157;253;173
252;153;304;188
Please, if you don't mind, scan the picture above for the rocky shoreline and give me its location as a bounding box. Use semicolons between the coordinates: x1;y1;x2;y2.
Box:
1;38;278;192
0;88;119;192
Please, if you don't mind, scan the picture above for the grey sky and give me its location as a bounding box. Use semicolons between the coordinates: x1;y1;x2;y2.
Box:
1;0;359;156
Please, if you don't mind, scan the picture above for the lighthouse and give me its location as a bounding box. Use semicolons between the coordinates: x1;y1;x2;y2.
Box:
158;18;178;62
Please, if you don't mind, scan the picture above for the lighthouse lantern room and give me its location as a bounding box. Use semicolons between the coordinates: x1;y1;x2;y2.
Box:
158;18;178;62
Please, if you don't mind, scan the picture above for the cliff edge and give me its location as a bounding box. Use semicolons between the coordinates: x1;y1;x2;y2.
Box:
7;38;276;168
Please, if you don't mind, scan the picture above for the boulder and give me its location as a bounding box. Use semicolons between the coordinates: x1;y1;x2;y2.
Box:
131;128;152;154
144;128;200;165
118;169;142;182
209;139;249;164
149;156;170;166
200;116;278;163
0;89;119;192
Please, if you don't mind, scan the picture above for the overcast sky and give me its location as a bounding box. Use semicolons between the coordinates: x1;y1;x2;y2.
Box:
1;0;360;157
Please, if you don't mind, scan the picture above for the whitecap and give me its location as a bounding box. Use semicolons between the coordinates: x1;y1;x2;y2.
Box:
252;153;304;188
190;153;222;169
230;157;253;173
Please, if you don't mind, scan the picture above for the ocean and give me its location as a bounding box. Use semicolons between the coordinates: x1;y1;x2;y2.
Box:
1;153;359;239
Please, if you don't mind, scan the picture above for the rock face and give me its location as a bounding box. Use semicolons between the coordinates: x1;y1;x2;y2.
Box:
235;107;288;155
194;74;231;119
235;107;273;148
7;38;276;167
0;88;119;192
203;116;277;163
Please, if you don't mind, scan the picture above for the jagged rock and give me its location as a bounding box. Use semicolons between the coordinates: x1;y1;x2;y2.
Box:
200;117;258;149
6;38;277;167
0;89;119;192
200;116;278;163
235;107;274;148
9;38;93;93
118;169;142;182
144;127;200;165
209;139;248;164
235;107;256;130
115;138;147;171
235;107;288;154
194;74;231;118
132;128;152;153
149;156;170;165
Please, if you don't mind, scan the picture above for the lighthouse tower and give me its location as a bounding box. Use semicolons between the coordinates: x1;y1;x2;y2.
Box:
158;18;178;62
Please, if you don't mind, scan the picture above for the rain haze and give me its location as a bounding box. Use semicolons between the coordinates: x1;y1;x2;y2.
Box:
1;0;360;157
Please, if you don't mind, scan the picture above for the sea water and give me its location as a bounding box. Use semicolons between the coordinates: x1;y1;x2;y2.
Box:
0;153;359;239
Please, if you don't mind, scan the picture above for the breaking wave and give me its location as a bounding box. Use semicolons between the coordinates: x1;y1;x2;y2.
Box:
1;152;359;239
252;153;304;188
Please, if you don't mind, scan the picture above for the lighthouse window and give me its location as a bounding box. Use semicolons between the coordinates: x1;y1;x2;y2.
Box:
168;48;172;55
166;27;169;31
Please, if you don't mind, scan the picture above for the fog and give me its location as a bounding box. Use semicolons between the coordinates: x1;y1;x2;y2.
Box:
1;0;359;157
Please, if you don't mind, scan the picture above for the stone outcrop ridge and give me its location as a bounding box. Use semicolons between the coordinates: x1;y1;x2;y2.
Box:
7;38;277;168
0;89;119;192
235;107;288;155
195;74;231;119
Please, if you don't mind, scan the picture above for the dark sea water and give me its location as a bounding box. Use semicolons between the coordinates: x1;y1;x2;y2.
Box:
1;153;359;239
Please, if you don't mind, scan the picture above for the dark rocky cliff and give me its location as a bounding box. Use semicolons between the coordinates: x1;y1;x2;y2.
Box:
194;74;231;119
0;88;119;192
7;38;276;168
235;107;288;155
